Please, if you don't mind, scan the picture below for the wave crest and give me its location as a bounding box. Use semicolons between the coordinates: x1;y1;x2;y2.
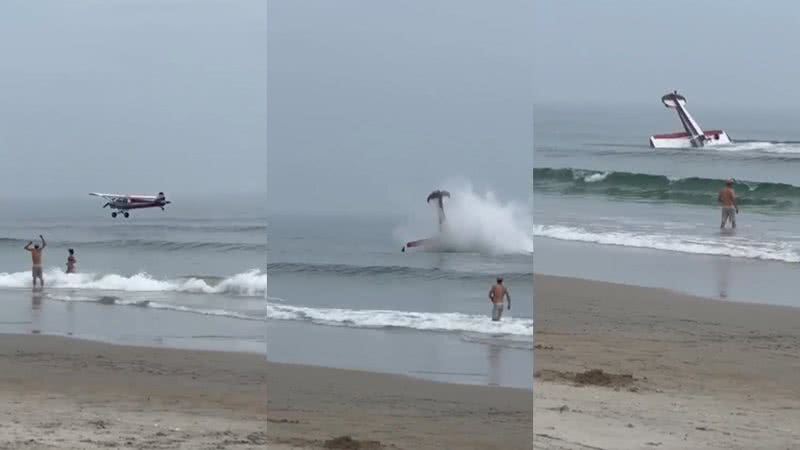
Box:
534;167;800;209
534;224;800;263
0;269;266;296
267;303;533;337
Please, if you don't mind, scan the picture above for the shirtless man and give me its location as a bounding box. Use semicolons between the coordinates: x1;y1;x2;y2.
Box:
718;178;738;229
24;235;46;287
489;277;511;321
66;248;76;274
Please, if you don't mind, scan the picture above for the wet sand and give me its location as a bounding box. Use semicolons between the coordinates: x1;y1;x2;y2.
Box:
533;274;800;450
266;362;533;449
0;334;533;449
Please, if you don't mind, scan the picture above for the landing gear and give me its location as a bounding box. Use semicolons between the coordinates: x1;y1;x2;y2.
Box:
111;212;117;218
111;211;130;218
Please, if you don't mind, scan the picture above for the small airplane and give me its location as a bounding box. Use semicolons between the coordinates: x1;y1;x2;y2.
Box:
649;90;731;149
89;192;171;218
402;190;450;252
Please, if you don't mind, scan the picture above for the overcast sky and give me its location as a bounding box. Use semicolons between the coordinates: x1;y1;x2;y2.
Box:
533;1;800;110
267;0;534;215
0;0;266;199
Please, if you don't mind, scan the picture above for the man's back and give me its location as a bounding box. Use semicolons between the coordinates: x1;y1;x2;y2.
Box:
29;248;42;265
490;283;506;303
719;187;736;208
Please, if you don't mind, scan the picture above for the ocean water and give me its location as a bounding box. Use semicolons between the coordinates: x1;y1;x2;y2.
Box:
0;194;267;350
533;103;799;306
266;185;534;388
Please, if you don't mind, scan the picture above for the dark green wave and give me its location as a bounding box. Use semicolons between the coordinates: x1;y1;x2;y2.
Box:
533;167;800;209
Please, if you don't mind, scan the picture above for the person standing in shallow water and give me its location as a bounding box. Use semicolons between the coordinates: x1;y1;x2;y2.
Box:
489;277;510;321
24;235;46;287
66;249;76;274
718;178;739;229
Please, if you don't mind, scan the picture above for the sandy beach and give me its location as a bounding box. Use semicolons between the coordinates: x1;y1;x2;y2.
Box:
533;274;800;450
0;334;267;450
0;333;532;449
266;361;533;450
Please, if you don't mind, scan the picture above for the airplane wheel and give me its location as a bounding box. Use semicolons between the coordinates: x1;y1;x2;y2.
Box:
123;212;130;218
111;212;117;218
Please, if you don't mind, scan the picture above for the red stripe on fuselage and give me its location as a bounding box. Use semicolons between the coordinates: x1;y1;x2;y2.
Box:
405;238;433;248
111;201;166;210
652;130;724;139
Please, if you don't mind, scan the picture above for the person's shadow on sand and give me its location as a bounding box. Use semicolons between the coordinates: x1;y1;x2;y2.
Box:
31;289;43;309
30;290;43;334
713;256;732;299
486;342;503;386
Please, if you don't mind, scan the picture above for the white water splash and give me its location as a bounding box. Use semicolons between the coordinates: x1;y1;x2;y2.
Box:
705;141;800;154
534;224;800;263
267;303;533;337
396;181;533;255
0;268;267;296
583;171;611;183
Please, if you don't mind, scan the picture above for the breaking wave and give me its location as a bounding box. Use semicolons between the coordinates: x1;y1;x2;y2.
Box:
0;269;267;296
267;303;533;338
45;293;267;321
533;224;800;263
534;167;800;209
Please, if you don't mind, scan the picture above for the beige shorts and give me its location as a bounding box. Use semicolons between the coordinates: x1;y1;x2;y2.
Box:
32;265;43;278
492;302;504;321
721;207;736;227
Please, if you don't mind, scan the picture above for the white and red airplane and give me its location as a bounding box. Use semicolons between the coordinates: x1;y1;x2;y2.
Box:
89;192;170;218
649;91;731;149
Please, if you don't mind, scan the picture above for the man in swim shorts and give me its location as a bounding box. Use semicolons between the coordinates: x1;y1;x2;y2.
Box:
489;277;511;321
24;235;46;287
718;178;738;229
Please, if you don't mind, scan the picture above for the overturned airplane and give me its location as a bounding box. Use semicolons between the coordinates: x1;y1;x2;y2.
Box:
401;189;450;252
649;91;731;149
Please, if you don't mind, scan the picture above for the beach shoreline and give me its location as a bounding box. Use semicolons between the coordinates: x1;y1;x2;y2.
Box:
533;273;800;450
0;282;532;390
0;333;533;449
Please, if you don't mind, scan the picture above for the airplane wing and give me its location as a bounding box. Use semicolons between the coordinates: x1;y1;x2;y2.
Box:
89;192;158;200
89;192;123;200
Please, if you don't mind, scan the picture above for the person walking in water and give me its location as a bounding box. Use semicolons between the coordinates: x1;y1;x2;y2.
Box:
66;248;76;274
489;277;511;321
24;235;46;287
718;178;738;229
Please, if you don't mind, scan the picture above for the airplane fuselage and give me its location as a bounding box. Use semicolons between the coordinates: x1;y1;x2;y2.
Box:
91;192;170;218
108;199;169;210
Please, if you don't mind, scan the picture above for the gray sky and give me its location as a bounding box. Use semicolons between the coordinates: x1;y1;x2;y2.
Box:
534;1;800;110
267;0;534;215
0;0;266;199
